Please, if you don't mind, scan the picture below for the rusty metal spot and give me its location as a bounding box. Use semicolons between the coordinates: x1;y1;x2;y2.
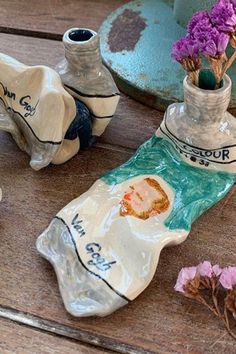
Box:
108;9;146;53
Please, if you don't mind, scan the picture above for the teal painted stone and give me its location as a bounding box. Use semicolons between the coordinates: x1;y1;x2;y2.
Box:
100;0;236;110
173;0;215;27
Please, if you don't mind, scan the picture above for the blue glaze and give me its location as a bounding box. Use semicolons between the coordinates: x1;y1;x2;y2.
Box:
65;99;95;149
102;136;236;231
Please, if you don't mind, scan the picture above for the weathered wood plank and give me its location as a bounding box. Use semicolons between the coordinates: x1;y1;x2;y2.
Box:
0;0;128;35
0;317;111;354
0;130;235;353
0;33;159;151
0;306;145;354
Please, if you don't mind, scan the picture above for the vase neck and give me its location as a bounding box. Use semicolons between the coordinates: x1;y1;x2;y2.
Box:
63;28;102;76
184;76;231;124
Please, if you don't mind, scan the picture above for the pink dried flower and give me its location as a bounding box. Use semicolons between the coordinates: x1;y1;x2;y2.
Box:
197;261;213;277
197;261;222;277
219;267;236;289
174;266;197;292
175;262;236;339
212;264;223;277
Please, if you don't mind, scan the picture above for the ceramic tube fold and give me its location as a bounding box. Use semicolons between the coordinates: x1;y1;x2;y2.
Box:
0;53;77;170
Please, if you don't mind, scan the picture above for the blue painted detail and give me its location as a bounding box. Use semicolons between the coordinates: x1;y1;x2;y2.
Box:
101;135;236;231
100;0;236;110
65;99;95;149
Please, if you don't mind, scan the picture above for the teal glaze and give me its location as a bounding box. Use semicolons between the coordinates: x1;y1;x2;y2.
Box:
101;136;236;231
100;0;236;110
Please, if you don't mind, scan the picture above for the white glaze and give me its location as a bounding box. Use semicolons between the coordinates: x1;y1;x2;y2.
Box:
0;53;76;170
55;28;120;136
157;75;236;173
37;176;188;316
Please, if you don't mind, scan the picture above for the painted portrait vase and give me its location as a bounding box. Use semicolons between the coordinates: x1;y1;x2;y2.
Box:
37;75;236;317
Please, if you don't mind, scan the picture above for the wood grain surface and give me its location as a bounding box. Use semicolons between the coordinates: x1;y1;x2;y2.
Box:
0;1;235;353
0;317;110;354
0;0;129;36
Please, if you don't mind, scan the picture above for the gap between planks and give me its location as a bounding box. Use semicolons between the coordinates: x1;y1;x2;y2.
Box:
0;27;62;41
0;305;154;354
96;142;134;155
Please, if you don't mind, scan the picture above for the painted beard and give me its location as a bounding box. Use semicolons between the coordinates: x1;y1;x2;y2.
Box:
120;177;170;220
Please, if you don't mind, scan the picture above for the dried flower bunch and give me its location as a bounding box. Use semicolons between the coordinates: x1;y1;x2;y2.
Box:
175;261;236;339
172;0;236;89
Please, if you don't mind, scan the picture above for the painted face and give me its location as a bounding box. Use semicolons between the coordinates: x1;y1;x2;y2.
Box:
120;177;170;220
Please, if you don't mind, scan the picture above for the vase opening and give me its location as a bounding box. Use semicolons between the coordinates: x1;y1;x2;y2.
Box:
68;29;94;42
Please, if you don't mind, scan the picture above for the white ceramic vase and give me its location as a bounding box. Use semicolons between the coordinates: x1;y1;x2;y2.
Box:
159;75;236;173
56;28;120;136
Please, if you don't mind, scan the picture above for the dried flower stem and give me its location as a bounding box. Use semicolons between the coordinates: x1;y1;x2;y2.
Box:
188;71;199;86
199;293;236;340
221;51;236;81
212;286;222;317
224;306;236;340
207;55;226;89
196;295;219;317
175;263;236;340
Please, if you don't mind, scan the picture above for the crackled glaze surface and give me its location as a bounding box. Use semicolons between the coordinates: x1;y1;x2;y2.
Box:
36;76;236;317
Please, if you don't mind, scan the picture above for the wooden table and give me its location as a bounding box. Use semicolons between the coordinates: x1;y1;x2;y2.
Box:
0;1;235;353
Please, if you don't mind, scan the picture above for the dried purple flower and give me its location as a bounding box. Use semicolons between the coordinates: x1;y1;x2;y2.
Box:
211;0;236;34
187;10;211;33
230;0;236;9
171;36;200;62
202;31;229;57
173;0;236;88
189;12;229;58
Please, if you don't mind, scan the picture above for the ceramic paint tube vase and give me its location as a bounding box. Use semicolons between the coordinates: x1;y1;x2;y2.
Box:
37;76;236;317
55;28;120;137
